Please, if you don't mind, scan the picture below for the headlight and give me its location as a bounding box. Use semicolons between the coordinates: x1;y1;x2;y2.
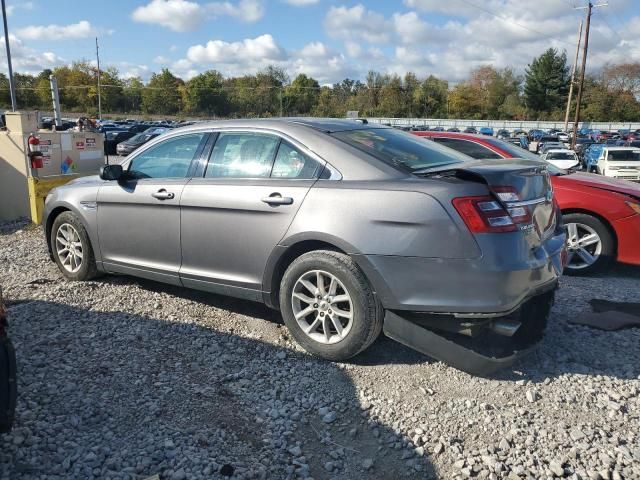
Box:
626;201;640;215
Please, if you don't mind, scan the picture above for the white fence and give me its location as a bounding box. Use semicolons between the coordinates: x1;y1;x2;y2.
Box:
367;118;640;131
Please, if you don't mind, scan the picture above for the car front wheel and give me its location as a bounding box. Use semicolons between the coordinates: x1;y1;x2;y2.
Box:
563;213;614;275
279;250;383;361
51;211;98;281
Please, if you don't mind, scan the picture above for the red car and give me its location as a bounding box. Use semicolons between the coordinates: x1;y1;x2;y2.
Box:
413;131;640;274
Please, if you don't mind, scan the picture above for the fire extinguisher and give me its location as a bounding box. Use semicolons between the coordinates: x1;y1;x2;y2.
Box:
27;134;44;169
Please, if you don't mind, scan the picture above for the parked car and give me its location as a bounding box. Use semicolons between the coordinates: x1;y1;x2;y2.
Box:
478;127;494;136
540;149;580;170
116;128;169;156
540;142;566;154
0;287;16;433
496;129;510;139
507;136;529;150
43;119;565;375
583;144;605;171
463;126;478;134
412;130;640;274
104;130;136;155
595;147;640;181
513;129;528;137
536;136;560;153
446;127;460;132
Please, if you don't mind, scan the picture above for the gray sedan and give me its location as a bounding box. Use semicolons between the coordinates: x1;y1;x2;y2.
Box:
43;119;566;375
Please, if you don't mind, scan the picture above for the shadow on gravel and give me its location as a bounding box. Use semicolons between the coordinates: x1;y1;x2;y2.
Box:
0;300;437;480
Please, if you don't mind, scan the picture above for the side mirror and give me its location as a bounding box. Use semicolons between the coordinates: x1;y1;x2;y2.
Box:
99;164;123;181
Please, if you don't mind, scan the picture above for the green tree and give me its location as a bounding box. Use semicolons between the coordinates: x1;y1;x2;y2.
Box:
142;68;183;115
283;73;319;115
123;77;144;113
415;75;449;118
182;70;229;116
524;48;569;118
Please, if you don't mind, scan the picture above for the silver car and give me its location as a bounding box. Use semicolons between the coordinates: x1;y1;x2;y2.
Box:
43;119;566;375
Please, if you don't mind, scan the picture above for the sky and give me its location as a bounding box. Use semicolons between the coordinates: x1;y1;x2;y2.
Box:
1;0;639;85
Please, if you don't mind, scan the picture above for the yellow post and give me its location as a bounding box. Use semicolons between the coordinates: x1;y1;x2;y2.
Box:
27;175;83;225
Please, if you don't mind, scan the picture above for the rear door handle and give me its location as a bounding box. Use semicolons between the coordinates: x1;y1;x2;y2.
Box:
152;189;175;200
261;193;293;206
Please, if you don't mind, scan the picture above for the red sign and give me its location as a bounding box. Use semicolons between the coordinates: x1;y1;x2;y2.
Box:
75;141;85;150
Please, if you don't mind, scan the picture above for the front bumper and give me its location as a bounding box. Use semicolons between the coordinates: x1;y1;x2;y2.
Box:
614;214;640;266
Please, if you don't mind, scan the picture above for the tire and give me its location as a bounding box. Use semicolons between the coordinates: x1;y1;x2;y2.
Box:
0;337;16;433
563;213;615;276
279;250;383;361
51;211;99;281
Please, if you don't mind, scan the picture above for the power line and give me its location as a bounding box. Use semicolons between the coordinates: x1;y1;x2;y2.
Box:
456;0;577;48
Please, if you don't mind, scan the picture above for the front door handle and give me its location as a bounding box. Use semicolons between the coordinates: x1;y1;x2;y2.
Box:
152;189;175;200
261;193;293;206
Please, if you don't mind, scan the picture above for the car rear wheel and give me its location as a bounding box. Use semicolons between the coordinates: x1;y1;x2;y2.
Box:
279;250;383;361
51;212;99;281
563;213;614;275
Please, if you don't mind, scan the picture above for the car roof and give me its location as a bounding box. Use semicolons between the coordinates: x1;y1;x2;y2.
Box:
172;117;386;134
546;149;575;153
604;147;640;151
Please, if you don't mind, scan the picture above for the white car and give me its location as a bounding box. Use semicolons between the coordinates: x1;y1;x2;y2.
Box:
595;147;640;181
540;149;580;170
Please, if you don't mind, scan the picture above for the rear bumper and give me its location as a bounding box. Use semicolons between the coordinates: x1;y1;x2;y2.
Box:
383;288;555;376
353;231;564;315
614;214;640;266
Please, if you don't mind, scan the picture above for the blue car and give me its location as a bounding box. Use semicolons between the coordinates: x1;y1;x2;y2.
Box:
479;127;494;136
583;143;604;171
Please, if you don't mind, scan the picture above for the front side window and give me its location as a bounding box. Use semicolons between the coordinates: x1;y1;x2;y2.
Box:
331;128;468;173
128;133;205;179
432;138;502;160
271;141;323;179
206;133;279;178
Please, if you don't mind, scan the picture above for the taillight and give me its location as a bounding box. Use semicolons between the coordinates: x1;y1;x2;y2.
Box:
452;196;517;233
452;186;536;234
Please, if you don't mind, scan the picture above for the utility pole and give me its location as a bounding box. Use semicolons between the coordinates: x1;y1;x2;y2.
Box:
572;2;608;150
564;20;583;133
1;0;16;111
96;37;102;120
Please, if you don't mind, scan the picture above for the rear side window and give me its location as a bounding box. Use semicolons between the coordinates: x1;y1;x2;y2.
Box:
331;128;468;172
432;138;502;160
206;133;279;178
271;141;323;179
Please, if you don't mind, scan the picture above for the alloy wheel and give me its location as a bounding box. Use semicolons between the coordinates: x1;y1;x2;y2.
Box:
55;223;84;273
291;270;353;344
565;222;602;270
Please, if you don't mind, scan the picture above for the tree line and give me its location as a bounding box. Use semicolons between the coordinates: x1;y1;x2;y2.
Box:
1;48;639;121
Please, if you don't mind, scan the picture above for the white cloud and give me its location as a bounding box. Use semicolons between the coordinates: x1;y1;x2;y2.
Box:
324;4;390;43
283;0;319;5
154;55;171;64
291;42;355;84
14;21;106;41
0;35;65;75
131;0;264;32
6;2;34;16
186;34;287;64
118;62;152;81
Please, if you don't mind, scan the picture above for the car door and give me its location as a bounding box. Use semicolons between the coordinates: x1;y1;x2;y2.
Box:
180;130;325;299
97;132;208;285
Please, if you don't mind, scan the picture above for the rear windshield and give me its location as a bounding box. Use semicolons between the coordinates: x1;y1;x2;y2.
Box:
547;152;576;160
331;128;468;172
484;138;540;161
608;150;640;161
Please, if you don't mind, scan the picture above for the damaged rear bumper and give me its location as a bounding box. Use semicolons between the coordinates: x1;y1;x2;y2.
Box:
383;286;556;376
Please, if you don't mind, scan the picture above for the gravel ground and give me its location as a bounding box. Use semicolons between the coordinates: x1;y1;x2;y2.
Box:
0;222;639;480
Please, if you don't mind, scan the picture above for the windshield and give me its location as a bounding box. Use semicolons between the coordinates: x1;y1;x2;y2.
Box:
547;152;577;160
331;128;469;172
608;150;640;161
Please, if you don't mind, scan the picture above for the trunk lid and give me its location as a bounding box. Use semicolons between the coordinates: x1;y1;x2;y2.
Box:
427;159;557;245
